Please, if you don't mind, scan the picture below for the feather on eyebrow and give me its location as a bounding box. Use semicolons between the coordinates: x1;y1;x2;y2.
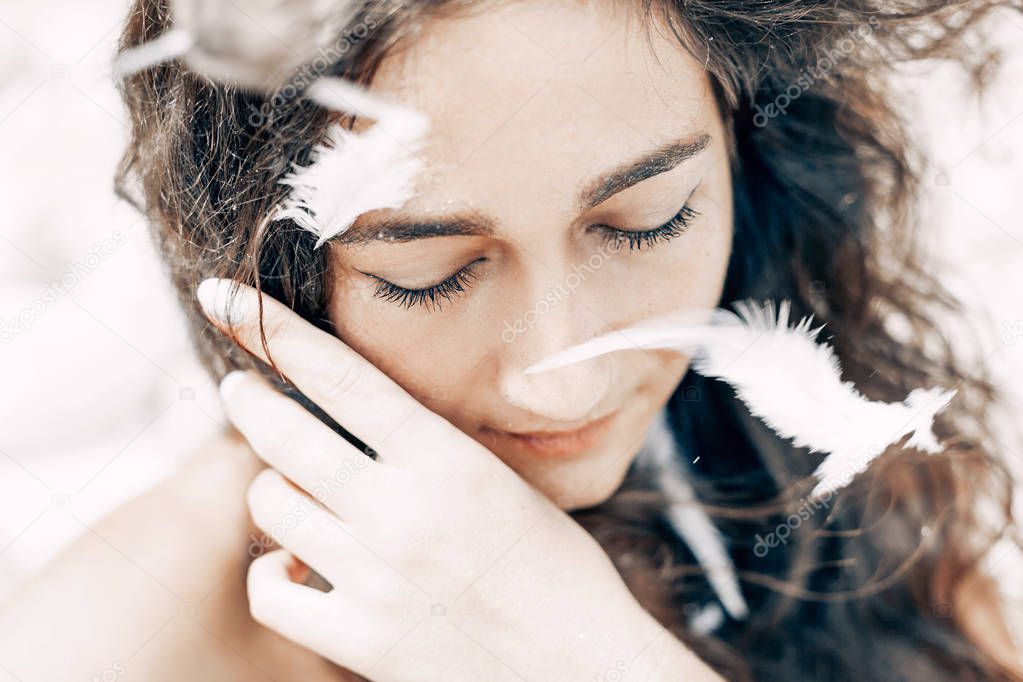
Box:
336;133;712;245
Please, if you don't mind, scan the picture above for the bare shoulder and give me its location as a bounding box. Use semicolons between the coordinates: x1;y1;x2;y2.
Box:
169;427;260;495
91;428;261;553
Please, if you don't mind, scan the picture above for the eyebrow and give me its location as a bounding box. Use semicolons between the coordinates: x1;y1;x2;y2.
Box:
577;133;712;209
338;132;712;245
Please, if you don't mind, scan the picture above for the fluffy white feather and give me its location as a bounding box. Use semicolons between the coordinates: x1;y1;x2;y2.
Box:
116;0;432;252
113;0;358;90
528;300;956;497
273;78;430;248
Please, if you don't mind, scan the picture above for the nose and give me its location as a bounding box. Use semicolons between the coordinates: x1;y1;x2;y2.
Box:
499;358;613;423
497;294;614;424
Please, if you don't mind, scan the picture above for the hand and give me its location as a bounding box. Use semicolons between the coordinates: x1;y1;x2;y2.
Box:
199;278;718;682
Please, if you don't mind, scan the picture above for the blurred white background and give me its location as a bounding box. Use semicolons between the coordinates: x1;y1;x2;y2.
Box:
0;0;227;597
0;0;1021;614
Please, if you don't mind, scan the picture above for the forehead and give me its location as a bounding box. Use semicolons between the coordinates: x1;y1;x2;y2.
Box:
364;1;716;214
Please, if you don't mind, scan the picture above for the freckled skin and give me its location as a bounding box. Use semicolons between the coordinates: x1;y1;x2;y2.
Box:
329;1;733;509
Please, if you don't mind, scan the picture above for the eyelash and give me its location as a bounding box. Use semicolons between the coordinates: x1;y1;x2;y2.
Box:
370;203;698;311
594;203;699;252
370;260;481;312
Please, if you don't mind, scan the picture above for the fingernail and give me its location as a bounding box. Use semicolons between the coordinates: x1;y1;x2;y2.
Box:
219;370;248;401
196;278;254;327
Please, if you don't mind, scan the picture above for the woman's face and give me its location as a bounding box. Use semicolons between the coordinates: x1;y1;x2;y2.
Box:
327;1;733;509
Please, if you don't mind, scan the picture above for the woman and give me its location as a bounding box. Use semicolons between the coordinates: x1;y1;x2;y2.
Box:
1;0;1020;680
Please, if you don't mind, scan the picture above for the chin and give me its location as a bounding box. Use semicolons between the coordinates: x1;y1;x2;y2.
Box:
515;440;640;511
556;481;621;511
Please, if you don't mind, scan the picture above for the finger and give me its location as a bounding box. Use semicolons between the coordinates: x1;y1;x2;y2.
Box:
248;469;418;603
221;370;385;508
197;278;446;459
248;549;330;623
247;550;363;664
248;468;370;584
287;555;311;584
249;551;421;675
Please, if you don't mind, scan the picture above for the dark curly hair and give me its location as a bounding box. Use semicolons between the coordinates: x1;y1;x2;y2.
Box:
116;1;1022;679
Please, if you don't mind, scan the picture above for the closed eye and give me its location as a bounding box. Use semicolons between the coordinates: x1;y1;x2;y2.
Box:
364;258;485;312
362;191;699;312
591;203;699;252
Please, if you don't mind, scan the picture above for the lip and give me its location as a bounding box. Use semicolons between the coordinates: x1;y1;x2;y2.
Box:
485;410;619;460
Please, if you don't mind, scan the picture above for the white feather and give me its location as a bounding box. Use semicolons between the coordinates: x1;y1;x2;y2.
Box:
528;300;956;497
111;27;193;80
113;0;359;90
273;78;430;248
114;1;433;253
642;412;748;620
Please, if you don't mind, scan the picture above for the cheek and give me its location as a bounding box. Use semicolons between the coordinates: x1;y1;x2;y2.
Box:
595;175;734;323
601;227;733;325
329;285;496;411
